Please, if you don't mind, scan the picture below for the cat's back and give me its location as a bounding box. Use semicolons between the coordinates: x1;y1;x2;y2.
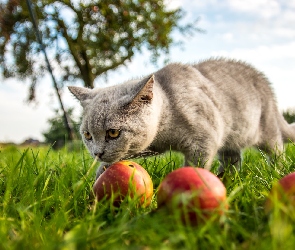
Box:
152;62;209;98
153;58;273;93
152;58;277;128
195;58;264;79
194;58;274;95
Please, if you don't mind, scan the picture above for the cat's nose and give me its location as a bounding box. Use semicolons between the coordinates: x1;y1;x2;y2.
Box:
94;151;104;159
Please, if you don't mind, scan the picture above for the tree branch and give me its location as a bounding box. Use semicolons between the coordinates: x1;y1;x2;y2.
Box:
96;50;134;76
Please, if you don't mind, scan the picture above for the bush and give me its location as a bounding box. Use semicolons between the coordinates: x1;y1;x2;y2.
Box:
283;108;295;124
43;109;80;149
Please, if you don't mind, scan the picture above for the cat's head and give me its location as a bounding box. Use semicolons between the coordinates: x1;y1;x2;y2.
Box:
68;75;160;163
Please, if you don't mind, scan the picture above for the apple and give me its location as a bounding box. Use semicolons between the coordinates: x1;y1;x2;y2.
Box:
157;167;227;223
265;172;295;212
93;160;153;207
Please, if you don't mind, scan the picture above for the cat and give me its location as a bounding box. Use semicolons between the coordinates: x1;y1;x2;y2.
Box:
68;58;295;179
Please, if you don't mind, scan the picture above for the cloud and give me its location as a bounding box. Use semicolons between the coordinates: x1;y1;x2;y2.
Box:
0;76;83;143
0;83;50;143
226;0;281;19
164;0;182;10
211;42;295;62
178;0;295;41
221;32;234;42
164;0;215;10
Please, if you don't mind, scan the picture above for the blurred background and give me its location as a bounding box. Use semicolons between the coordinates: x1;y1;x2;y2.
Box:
1;0;295;147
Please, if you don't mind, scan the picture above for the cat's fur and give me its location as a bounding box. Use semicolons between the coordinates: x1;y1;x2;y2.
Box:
69;58;295;178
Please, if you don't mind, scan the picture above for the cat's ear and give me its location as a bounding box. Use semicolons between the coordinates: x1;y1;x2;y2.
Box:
131;75;154;104
68;86;92;107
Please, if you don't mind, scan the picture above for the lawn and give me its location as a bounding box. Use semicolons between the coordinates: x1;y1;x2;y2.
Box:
0;143;295;249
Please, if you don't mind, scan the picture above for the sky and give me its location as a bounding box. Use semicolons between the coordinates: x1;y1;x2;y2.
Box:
1;0;295;143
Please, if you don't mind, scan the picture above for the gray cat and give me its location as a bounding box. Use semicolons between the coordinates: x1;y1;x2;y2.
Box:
69;58;295;178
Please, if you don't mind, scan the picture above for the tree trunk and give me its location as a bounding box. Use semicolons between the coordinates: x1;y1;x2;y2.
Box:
80;50;95;89
26;0;76;141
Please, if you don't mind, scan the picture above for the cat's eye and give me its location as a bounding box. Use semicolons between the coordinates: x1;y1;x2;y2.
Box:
106;129;120;139
83;131;92;141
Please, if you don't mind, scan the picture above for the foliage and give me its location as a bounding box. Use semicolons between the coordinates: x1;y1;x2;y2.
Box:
1;144;295;249
283;108;295;124
0;0;199;101
42;108;80;148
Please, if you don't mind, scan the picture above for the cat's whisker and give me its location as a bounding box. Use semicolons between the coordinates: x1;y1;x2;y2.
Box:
122;150;160;161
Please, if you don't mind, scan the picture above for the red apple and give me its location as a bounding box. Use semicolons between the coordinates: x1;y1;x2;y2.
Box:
157;167;227;223
93;160;153;207
265;172;295;212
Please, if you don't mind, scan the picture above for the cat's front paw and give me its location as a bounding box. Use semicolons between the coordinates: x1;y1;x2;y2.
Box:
95;162;110;180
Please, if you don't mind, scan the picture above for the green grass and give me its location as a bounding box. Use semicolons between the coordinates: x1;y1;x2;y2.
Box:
0;143;295;250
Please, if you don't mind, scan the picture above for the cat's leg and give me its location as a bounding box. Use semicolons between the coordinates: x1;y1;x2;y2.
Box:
258;138;284;165
95;162;110;179
217;149;242;175
183;143;217;170
258;117;286;164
